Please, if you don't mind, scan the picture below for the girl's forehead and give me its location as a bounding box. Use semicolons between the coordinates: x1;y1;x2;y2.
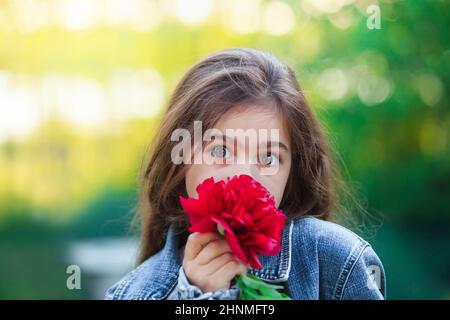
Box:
212;103;291;145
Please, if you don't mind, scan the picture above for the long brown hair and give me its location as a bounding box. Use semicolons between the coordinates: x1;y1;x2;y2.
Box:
135;48;355;264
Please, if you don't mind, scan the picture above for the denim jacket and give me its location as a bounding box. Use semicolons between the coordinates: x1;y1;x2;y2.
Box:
105;216;386;300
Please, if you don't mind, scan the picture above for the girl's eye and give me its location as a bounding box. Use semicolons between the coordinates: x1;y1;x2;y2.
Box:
210;145;231;160
259;152;279;167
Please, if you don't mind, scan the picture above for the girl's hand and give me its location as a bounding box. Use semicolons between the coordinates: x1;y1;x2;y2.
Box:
182;231;248;293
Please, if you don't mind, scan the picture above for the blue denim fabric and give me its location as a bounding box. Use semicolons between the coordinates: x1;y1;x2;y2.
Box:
105;216;386;300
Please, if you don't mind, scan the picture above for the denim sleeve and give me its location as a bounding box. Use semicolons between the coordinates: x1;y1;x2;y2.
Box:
341;244;387;300
169;266;241;300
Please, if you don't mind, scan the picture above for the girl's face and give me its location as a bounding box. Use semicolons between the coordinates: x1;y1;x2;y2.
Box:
185;103;292;207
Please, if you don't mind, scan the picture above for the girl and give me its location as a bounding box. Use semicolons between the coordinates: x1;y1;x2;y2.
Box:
105;48;386;300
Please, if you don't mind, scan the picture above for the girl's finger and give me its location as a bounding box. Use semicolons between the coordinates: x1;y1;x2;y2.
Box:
183;232;221;262
195;239;232;265
202;252;236;276
212;260;248;284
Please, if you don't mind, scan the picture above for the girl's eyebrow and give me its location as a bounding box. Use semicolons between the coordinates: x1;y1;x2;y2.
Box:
208;133;289;152
267;141;289;153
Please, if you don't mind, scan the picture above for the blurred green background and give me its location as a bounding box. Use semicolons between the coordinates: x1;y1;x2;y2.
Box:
0;0;449;299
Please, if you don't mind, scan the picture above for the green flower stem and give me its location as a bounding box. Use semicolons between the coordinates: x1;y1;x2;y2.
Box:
217;224;225;236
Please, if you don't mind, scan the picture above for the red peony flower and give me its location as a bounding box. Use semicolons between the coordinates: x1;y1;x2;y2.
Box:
179;174;286;269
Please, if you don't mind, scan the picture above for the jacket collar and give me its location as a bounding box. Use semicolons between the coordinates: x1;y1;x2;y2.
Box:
247;218;293;282
147;218;293;298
